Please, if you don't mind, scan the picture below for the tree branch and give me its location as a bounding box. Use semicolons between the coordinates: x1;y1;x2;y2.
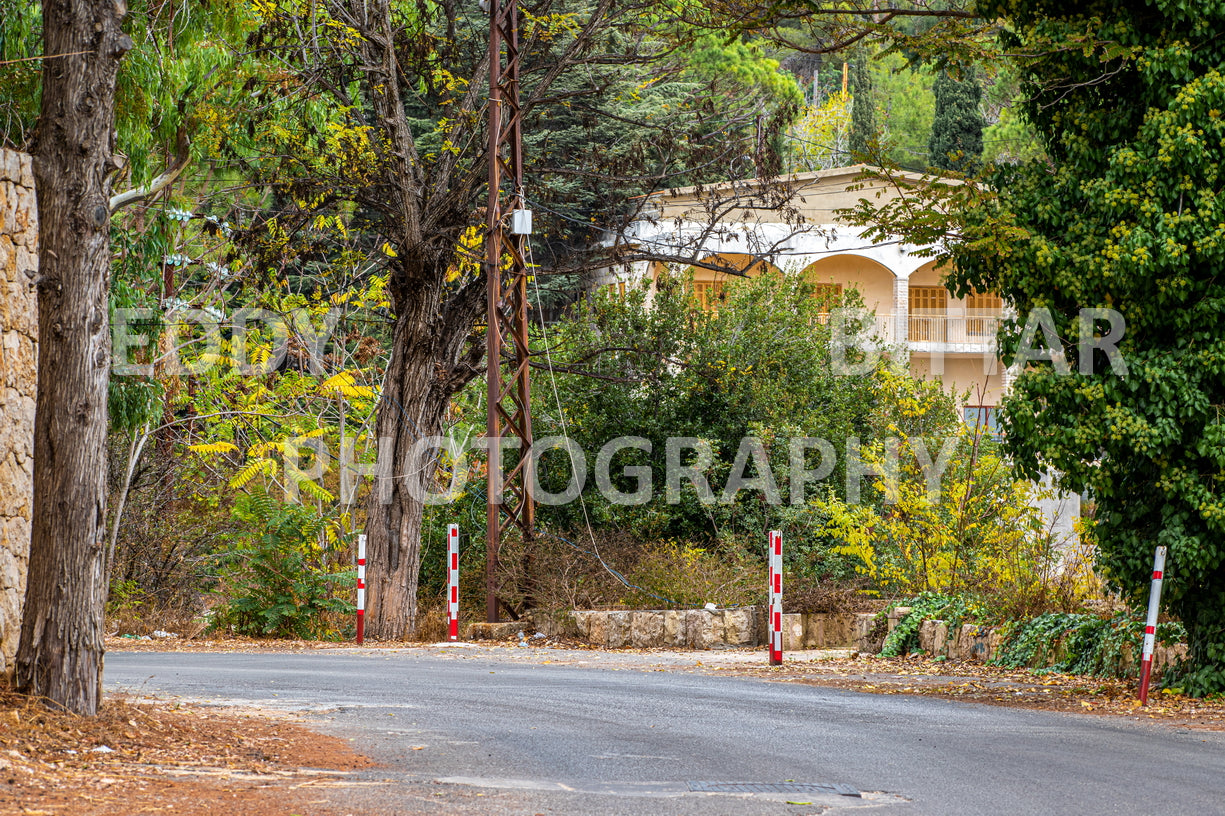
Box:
109;128;191;213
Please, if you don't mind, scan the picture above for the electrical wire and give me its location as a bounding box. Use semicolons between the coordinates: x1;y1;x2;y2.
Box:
522;235;699;610
540;529;687;609
522;193;912;263
463;480;687;609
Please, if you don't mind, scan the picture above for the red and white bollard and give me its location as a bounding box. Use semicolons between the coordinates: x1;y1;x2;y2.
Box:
1138;545;1168;706
356;533;367;645
447;524;460;641
769;530;782;665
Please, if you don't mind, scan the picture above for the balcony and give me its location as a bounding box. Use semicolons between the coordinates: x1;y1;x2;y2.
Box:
816;311;898;343
816;312;1002;354
908;314;1001;354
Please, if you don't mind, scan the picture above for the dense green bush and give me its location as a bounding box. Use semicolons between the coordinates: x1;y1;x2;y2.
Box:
414;271;1105;626
210;492;355;639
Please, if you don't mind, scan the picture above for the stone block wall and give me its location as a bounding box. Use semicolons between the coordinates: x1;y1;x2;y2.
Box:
0;149;37;680
471;605;1188;677
467;609;860;650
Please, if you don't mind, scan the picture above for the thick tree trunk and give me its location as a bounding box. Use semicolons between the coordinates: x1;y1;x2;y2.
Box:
364;278;476;640
14;0;130;714
350;0;487;640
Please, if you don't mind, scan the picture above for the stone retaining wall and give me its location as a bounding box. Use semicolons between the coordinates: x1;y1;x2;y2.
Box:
910;618;1187;674
846;613;1187;674
0;148;37;680
468;609;859;650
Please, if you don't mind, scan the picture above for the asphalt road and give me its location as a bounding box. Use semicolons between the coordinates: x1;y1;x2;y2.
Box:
105;647;1225;815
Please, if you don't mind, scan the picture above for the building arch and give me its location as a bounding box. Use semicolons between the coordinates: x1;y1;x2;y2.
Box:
907;259;1002;325
908;260;948;288
800;254;896;317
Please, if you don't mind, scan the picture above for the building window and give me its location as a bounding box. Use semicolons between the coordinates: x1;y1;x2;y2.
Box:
810;282;842;302
605;281;627;300
909;286;948;342
810;282;842;323
963;405;999;437
692;280;725;311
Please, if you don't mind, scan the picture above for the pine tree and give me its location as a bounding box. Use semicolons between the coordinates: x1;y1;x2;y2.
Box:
928;69;985;173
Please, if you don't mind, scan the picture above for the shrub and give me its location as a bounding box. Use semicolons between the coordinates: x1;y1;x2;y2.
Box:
816;420;1096;618
210;492;354;639
490;529;764;613
621;539;760;609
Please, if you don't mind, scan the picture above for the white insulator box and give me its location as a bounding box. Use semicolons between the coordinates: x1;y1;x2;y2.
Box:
511;208;533;235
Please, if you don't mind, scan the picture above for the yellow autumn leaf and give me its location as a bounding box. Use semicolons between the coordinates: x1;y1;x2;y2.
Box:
188;441;239;456
230;458;276;489
248;441;282;458
294;477;335;502
320;370;375;399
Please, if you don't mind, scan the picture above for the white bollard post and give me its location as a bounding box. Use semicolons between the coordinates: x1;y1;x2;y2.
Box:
769;530;782;665
448;524;460;641
1139;545;1168;705
356;533;367;645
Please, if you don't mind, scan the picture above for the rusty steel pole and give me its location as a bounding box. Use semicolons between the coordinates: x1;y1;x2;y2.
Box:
485;0;534;624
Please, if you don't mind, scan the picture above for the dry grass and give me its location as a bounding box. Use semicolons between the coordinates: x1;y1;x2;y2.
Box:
785;578;880;614
492;530;779;612
106;604;209;639
490;530;642;612
410;605;451;642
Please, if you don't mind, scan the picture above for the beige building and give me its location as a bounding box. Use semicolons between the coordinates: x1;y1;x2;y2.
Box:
596;164;1080;543
596;164;1007;427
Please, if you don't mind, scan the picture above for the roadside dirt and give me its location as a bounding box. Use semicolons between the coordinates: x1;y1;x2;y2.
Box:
0;689;372;816
705;653;1225;731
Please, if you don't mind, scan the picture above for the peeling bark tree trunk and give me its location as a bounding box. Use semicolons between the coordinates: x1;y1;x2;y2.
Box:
15;0;131;714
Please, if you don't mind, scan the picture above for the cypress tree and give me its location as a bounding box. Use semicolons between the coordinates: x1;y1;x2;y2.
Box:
928;68;985;172
849;56;875;159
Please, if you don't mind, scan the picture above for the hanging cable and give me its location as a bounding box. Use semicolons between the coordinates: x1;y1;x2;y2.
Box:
523;238;704;609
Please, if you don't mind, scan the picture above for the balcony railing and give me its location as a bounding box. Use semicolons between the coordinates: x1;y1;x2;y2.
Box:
816;311;896;335
815;312;1003;349
908;314;1001;347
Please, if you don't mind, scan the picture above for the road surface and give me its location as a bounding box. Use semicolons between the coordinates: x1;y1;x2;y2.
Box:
105;646;1225;815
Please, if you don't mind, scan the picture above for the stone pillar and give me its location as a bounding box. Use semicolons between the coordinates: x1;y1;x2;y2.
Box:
0;148;37;680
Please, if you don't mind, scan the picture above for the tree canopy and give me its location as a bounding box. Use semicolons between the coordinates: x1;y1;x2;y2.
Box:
950;0;1225;694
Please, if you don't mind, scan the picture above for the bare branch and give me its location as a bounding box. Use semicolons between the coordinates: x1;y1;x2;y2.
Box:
109;128;191;213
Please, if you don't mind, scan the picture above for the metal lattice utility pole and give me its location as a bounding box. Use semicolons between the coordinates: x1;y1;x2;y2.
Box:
485;0;534;624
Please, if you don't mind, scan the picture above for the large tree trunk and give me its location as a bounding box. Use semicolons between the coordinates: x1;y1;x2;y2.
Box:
15;0;130;714
364;274;482;640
